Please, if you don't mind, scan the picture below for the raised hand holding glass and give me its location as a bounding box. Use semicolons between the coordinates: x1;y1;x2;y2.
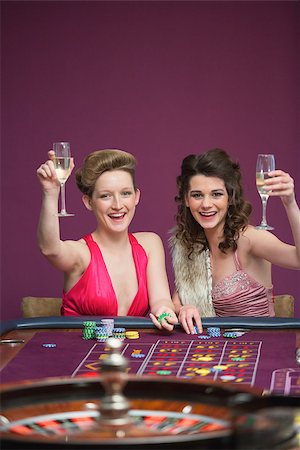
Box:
255;154;275;230
53;142;74;217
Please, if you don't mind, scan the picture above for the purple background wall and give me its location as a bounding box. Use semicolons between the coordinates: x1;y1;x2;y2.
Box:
1;1;299;320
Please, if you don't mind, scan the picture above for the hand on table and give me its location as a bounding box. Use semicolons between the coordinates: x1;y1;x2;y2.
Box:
149;308;178;332
178;304;203;335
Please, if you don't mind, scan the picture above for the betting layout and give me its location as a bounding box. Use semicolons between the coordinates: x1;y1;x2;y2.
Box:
70;328;299;396
78;338;262;386
1;328;299;396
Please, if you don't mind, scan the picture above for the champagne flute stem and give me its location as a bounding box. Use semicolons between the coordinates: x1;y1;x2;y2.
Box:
60;183;67;215
260;196;268;227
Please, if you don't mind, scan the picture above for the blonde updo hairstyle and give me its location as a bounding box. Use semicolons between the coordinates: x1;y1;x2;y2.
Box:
75;149;137;198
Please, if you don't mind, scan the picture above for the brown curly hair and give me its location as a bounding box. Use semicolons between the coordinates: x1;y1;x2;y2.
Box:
175;148;252;257
75;149;137;197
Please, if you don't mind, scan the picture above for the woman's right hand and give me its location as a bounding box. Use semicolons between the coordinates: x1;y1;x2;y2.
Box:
37;150;74;192
37;150;59;192
178;304;203;335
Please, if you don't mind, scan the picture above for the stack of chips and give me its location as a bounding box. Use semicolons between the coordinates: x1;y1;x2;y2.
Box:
223;328;249;338
100;319;114;336
296;348;300;364
131;352;144;358
207;327;221;337
131;349;144;357
125;330;139;339
157;312;172;323
82;321;97;340
197;327;221;339
95;325;110;342
112;327;126;340
223;331;239;338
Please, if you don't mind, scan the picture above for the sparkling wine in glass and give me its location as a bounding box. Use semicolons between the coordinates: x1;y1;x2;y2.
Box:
255;154;275;230
53;142;74;217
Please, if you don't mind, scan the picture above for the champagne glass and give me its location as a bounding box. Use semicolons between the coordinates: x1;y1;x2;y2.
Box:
53;142;74;217
255;154;275;230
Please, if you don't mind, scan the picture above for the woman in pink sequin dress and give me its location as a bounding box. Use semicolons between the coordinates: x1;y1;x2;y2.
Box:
171;149;300;334
37;148;177;331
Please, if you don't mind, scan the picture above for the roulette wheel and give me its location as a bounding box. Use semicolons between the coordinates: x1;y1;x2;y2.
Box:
1;338;299;450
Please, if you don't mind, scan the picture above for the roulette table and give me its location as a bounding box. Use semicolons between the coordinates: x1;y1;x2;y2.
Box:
0;316;300;449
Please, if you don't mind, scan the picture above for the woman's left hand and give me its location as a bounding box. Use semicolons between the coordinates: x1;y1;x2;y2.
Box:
265;170;295;206
149;309;178;332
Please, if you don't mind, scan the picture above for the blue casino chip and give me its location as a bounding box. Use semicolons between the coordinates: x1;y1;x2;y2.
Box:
207;327;221;337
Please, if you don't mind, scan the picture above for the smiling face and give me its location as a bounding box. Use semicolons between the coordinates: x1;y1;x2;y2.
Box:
185;175;229;233
83;170;140;233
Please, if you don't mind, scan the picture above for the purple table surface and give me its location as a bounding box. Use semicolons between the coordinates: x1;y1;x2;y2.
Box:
1;329;299;396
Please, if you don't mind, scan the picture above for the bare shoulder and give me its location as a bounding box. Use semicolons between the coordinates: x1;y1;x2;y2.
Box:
64;237;88;250
132;232;163;252
133;231;162;244
242;225;276;243
239;225;281;258
63;237;90;262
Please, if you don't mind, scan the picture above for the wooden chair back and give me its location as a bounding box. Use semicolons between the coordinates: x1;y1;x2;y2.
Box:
21;296;62;318
274;294;294;318
21;294;294;318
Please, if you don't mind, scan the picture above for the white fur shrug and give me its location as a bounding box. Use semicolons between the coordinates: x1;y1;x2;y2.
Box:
169;234;216;317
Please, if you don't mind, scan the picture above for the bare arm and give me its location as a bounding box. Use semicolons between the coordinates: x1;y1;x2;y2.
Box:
37;152;82;273
268;169;300;264
135;232;178;331
172;291;182;314
250;170;300;268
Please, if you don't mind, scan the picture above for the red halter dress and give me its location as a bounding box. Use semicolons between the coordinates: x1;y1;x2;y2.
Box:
61;234;149;316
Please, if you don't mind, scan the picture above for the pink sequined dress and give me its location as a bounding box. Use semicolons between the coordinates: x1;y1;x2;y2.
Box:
212;252;274;317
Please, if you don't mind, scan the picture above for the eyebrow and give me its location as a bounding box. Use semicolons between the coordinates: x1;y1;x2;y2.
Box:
96;186;134;193
190;189;225;194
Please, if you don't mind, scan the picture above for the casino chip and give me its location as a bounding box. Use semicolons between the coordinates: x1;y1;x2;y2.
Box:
296;348;300;364
195;368;211;376
224;328;249;337
82;321;97;340
220;375;236;381
112;328;126;340
224;328;250;332
95;326;109;342
197;356;213;362
211;365;228;372
125;331;139;339
223;332;239;338
207;327;221;337
100;319;114;336
157;312;172;323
